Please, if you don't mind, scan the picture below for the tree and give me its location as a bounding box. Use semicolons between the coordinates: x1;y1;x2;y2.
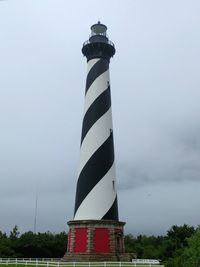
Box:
163;226;200;267
10;225;20;240
0;231;15;257
182;226;200;267
167;224;195;249
16;231;68;258
124;234;135;252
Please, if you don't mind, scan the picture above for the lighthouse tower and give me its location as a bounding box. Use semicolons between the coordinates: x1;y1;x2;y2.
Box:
64;22;129;262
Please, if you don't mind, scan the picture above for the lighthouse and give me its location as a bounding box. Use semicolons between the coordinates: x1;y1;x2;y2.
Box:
64;22;130;262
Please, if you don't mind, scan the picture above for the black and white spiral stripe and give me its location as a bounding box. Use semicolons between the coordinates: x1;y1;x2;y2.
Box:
74;58;119;221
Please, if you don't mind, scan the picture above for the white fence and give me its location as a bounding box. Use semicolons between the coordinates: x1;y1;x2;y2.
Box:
0;259;164;267
132;260;160;265
0;259;60;263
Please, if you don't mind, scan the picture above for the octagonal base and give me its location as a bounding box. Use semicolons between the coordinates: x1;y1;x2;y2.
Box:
63;220;131;262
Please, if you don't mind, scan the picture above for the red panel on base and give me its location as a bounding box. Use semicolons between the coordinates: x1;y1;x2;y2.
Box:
74;228;88;253
94;228;110;253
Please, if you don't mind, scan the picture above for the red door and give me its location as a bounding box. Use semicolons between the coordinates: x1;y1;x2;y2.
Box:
74;228;88;253
94;228;110;253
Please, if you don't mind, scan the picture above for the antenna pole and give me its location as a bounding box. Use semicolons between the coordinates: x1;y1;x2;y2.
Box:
34;193;38;233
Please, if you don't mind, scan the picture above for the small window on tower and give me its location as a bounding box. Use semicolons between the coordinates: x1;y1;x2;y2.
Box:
112;180;115;191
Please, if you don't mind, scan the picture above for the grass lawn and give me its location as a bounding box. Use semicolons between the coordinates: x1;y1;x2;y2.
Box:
0;264;164;267
0;266;123;267
0;266;149;267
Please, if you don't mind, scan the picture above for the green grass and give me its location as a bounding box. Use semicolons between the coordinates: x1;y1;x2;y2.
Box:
0;264;163;267
0;266;148;267
0;264;161;267
0;264;164;267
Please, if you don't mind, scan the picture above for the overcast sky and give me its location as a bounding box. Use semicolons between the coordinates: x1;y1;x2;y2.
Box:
0;0;200;236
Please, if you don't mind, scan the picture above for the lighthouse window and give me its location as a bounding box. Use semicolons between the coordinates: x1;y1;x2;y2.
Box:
112;180;115;191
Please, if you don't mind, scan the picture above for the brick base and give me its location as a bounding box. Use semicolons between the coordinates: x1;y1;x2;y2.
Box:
63;220;131;262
